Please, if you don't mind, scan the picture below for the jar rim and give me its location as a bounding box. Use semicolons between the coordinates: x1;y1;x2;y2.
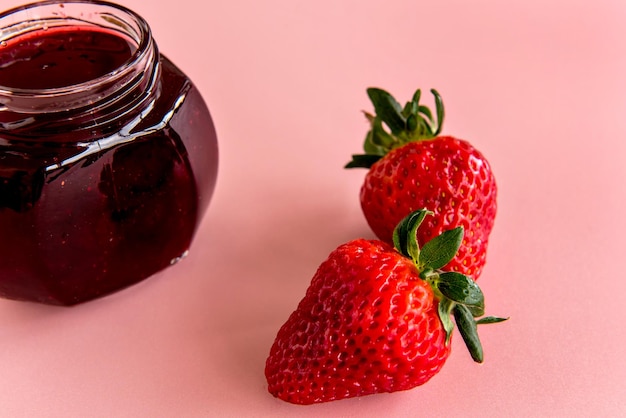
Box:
0;0;153;97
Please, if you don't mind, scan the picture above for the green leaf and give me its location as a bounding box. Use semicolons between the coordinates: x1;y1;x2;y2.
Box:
344;154;382;169
438;298;455;345
370;118;396;149
406;113;418;132
419;227;463;270
476;316;509;325
418;105;434;124
430;89;445;136
419;119;434;137
392;209;431;260
412;89;422;107
402;100;418;118
453;304;483;363
466;304;486;318
363;130;387;156
363;111;376;123
367;88;406;135
438;272;485;316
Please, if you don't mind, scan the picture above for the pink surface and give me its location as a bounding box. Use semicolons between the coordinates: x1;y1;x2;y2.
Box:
1;0;625;416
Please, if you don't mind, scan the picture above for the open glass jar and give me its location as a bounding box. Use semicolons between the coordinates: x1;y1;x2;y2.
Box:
0;0;218;305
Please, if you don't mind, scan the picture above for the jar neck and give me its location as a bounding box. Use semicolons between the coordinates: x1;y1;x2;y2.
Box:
0;0;160;140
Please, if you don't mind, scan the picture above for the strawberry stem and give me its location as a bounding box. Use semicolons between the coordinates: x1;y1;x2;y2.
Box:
345;87;445;169
391;209;508;362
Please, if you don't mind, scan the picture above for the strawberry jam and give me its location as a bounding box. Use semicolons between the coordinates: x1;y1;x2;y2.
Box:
0;1;218;305
0;27;134;90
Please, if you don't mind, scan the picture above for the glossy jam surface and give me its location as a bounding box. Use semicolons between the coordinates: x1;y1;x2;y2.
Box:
0;26;136;89
0;27;218;305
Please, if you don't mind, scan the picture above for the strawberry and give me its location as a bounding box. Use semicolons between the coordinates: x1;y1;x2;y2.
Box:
346;88;497;279
265;209;506;404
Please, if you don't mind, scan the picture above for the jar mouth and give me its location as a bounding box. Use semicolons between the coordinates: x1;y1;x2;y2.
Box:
0;0;153;107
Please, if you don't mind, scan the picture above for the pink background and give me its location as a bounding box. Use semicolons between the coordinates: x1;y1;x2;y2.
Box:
1;0;625;416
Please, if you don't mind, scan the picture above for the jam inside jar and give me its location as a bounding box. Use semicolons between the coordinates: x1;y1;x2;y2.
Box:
0;0;218;305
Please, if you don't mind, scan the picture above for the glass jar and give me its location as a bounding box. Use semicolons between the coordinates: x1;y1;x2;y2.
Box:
0;0;218;305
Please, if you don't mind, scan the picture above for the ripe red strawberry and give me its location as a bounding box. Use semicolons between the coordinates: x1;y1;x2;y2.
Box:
265;209;506;404
346;88;497;279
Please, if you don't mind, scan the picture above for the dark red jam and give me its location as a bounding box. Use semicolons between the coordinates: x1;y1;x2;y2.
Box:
0;27;135;89
0;21;218;305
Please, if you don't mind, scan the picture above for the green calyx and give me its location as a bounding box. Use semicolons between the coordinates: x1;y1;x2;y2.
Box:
392;209;508;363
345;87;445;169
